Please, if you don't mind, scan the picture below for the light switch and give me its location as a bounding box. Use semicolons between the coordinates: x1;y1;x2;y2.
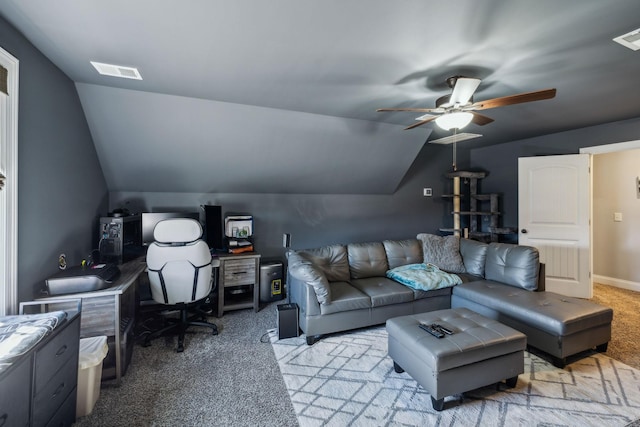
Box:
423;188;432;197
614;212;623;222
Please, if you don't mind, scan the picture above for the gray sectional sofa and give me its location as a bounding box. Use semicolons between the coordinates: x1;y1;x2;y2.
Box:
287;235;613;367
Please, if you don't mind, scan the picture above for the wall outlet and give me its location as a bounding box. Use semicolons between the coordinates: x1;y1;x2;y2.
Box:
423;188;432;197
614;212;623;222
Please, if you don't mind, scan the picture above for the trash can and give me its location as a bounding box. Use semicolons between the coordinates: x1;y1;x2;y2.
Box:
260;261;284;303
77;336;109;418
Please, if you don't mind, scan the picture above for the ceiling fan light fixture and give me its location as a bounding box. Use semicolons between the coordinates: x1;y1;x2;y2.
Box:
435;112;473;130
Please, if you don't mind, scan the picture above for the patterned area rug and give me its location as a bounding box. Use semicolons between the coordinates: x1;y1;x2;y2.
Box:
270;326;640;426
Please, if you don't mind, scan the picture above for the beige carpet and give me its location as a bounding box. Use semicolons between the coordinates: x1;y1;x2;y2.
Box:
592;283;640;370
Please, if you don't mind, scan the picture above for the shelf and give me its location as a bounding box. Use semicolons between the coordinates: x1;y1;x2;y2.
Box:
469;232;491;238
452;211;500;215
446;171;487;179
489;227;518;234
439;228;463;233
471;194;495;201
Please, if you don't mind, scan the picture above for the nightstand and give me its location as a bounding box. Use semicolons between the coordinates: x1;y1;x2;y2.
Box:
216;253;261;317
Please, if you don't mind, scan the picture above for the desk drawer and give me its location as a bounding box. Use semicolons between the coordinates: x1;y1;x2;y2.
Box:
223;259;256;287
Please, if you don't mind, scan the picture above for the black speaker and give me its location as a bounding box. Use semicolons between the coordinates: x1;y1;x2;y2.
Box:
277;303;299;339
204;205;223;251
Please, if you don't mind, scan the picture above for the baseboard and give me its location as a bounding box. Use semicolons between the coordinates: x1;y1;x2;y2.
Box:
593;275;640;293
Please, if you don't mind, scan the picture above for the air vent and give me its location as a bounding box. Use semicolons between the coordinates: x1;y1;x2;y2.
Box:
613;28;640;51
429;133;482;145
90;61;143;80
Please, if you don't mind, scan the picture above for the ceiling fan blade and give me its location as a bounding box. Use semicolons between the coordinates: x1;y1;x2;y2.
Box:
404;115;438;130
470;112;494;126
472;88;557;111
377;108;438;113
449;77;481;106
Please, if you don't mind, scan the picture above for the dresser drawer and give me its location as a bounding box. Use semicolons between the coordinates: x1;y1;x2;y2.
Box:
34;317;80;394
222;259;256;287
32;357;77;427
0;355;31;427
44;386;76;427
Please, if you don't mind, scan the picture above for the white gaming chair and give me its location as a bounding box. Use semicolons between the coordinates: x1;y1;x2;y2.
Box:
144;218;218;352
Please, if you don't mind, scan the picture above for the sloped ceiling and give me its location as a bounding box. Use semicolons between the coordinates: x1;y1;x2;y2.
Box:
2;0;640;194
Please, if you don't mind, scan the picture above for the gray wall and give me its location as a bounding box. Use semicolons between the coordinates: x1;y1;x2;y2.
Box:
593;149;640;284
110;143;467;260
469;117;640;281
0;16;109;303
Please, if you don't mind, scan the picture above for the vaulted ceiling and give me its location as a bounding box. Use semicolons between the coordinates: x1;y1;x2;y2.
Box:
2;0;640;194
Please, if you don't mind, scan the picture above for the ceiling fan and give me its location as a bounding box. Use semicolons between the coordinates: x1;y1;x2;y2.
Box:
377;76;557;131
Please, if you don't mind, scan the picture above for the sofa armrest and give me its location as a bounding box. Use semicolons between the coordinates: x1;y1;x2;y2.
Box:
288;276;321;316
287;250;331;304
536;263;546;292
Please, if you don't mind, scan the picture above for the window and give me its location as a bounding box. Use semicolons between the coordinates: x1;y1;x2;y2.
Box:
0;46;18;315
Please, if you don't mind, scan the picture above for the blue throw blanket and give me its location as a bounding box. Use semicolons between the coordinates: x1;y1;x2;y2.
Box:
386;263;461;291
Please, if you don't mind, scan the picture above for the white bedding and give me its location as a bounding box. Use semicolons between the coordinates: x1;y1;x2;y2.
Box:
0;311;67;374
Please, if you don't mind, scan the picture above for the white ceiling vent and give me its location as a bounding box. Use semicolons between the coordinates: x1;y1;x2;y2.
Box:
90;61;142;79
613;28;640;51
429;133;482;145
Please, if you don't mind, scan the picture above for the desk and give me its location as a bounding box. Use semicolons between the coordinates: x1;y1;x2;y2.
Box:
37;259;146;383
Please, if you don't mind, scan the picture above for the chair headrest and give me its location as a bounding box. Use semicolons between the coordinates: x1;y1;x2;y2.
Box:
153;218;203;244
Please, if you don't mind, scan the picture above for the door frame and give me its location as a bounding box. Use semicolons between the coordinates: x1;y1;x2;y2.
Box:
0;46;18;316
581;139;640;292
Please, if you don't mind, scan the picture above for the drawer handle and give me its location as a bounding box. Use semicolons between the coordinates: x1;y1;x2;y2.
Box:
55;344;68;356
52;382;65;399
0;413;7;427
232;271;248;275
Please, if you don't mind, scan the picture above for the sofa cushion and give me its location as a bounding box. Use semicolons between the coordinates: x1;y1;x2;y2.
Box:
485;243;539;291
319;282;372;315
350;277;414;307
383;239;423;269
452;281;613;336
416;233;466;274
347;242;389;279
287;250;332;304
297;244;350;282
459;238;488;277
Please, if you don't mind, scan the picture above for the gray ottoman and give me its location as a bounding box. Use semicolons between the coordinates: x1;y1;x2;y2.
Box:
386;307;527;411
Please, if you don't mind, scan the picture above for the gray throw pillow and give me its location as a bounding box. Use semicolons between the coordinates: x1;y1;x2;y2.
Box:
416;233;466;274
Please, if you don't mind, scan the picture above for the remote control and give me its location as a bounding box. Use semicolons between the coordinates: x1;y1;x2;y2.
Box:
419;323;444;338
432;323;453;335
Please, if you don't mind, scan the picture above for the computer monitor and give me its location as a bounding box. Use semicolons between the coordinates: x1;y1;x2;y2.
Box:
141;212;201;246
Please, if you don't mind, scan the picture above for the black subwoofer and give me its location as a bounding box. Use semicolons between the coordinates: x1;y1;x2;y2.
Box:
277;303;299;340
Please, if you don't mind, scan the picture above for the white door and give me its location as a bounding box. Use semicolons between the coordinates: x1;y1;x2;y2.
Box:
518;154;591;298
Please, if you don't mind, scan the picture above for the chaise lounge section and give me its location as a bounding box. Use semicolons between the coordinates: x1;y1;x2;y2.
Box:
286;235;612;367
